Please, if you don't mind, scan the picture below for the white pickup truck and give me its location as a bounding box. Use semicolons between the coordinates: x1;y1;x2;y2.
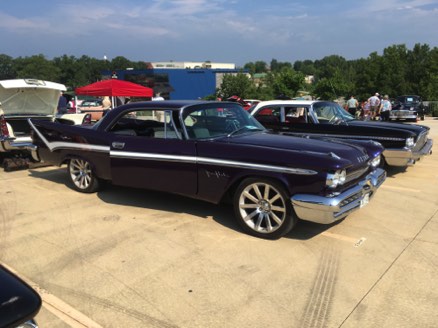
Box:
0;79;91;171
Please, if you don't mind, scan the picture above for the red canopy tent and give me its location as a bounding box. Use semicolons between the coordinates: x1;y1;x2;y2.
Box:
75;79;153;97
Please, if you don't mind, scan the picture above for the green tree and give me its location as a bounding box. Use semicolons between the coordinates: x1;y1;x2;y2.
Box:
0;54;16;79
110;56;135;71
243;61;268;74
270;59;292;72
377;44;408;97
217;73;255;99
293;60;316;75
52;55;82;88
425;47;438;99
266;67;305;98
352;52;383;101
314;55;349;79
406;43;431;97
13;54;61;81
313;71;352;100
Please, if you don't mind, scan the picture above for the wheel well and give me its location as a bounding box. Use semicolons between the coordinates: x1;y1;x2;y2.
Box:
63;155;98;174
221;174;291;204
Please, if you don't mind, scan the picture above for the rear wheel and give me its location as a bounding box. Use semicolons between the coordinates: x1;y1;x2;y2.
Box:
233;178;297;239
68;158;100;193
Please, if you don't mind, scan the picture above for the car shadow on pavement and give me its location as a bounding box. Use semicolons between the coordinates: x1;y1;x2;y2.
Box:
384;165;408;178
28;167;345;240
28;167;68;184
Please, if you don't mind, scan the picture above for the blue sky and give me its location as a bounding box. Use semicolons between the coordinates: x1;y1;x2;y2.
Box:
1;0;437;66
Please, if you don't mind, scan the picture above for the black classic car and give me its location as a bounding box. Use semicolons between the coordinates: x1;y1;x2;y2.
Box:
30;101;386;239
0;265;41;328
390;95;427;121
250;100;433;168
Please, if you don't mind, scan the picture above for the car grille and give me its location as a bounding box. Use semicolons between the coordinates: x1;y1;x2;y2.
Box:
413;131;428;151
339;190;363;208
345;166;369;184
376;172;386;186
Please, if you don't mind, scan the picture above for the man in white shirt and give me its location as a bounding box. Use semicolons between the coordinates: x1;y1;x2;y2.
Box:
368;93;381;120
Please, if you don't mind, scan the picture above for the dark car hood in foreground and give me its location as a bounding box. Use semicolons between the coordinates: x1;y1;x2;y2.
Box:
0;266;41;327
222;131;378;168
347;119;429;137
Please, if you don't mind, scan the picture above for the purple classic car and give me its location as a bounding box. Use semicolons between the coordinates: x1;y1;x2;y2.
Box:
30;101;386;239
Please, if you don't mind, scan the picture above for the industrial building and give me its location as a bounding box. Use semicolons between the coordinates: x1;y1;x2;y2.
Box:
103;61;245;100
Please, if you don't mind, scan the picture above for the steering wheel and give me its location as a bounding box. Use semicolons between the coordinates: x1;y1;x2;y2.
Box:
328;116;341;124
225;119;240;132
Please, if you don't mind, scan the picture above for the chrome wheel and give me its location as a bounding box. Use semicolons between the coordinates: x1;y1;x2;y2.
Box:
237;182;287;234
69;158;96;191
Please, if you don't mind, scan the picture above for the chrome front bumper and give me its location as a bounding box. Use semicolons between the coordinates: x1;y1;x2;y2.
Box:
389;110;417;120
291;168;386;225
383;138;433;167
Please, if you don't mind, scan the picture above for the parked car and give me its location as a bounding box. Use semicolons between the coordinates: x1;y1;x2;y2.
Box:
0;79;91;171
390;95;427;121
249;100;433;168
30;100;386;239
77;99;107;121
0;265;41;328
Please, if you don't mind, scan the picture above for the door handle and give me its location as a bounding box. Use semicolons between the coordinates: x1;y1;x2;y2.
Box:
112;142;125;149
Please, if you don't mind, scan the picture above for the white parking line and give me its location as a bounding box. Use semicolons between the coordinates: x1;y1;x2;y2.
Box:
321;231;366;247
1;263;103;328
381;185;421;193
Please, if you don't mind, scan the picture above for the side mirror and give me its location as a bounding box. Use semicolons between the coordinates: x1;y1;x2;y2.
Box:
0;266;41;328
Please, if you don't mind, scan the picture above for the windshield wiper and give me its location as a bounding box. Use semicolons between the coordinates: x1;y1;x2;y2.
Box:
227;126;264;137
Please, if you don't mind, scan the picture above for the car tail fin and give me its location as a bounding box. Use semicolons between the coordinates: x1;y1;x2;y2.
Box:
0;114;10;138
83;113;92;125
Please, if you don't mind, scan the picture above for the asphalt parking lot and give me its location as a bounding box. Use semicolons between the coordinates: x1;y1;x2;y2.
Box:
1;119;437;328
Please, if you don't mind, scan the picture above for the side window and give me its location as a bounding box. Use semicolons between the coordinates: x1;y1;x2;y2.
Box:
108;109;180;139
255;106;281;124
284;107;307;123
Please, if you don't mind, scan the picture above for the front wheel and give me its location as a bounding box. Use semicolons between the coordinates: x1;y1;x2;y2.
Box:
233;178;297;239
68;158;100;193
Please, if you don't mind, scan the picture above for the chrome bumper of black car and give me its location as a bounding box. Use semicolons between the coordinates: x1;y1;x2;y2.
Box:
389;110;417;120
291;168;386;225
383;138;433;166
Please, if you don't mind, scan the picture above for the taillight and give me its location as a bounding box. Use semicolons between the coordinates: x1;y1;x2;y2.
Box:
83;113;92;125
0;114;9;137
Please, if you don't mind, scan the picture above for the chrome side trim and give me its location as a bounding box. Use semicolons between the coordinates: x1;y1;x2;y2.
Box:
286;131;406;142
111;150;318;175
291;168;386;224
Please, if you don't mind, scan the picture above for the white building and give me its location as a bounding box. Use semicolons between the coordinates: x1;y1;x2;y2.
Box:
150;61;236;70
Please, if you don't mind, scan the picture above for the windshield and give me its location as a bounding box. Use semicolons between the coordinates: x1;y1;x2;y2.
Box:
182;103;265;139
312;102;355;124
398;96;420;104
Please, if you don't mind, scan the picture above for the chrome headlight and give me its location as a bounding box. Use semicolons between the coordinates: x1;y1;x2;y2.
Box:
406;137;415;148
370;155;381;168
326;169;347;189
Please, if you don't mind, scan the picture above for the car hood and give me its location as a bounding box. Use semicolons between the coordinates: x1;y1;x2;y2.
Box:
347;119;429;136
0;79;66;117
222;131;375;167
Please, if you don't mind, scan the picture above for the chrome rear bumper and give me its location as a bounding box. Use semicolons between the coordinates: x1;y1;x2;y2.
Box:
0;136;39;161
291;168;386;224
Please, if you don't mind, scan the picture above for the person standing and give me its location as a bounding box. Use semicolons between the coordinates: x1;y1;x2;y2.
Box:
102;96;112;109
346;96;359;116
57;92;68;114
379;95;392;121
368;93;381;120
152;92;164;101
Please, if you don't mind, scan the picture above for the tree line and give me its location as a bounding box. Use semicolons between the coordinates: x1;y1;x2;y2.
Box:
1;43;437;101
